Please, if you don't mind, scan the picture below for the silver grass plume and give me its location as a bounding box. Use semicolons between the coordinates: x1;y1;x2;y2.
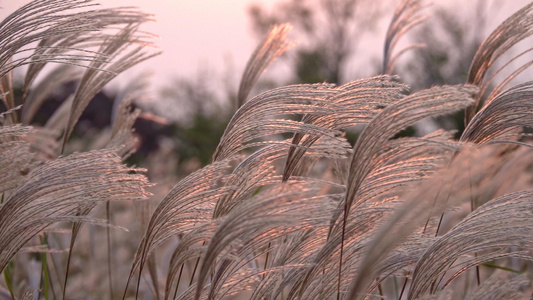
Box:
0;125;58;193
215;77;408;165
250;229;331;300
382;0;426;74
237;24;293;108
44;95;74;132
0;0;159;145
107;75;151;159
20;289;38;300
21;65;81;124
165;221;220;300
275;133;453;299
0;0;104;105
417;290;453;300
0;70;14;123
213;144;290;218
330;85;476;299
19;6;157;101
461;81;533;144
288;131;457;299
204;143;340;299
125;159;237;298
408;190;533;298
0;103;20;125
0;149;150;272
214;83;338;161
195;181;335;300
465;2;533;123
214;133;347;219
347;144;533;299
214;128;315;219
105;79;147;298
343;85;476;219
283;76;409;181
62;23;160;148
466;272;530;300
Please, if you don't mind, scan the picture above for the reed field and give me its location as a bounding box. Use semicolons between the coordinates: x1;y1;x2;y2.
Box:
0;0;532;299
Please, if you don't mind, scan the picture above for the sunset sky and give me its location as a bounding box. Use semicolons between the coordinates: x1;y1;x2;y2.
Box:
0;0;259;91
0;0;531;93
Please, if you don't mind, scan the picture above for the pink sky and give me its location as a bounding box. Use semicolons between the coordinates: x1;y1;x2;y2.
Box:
2;0;532;123
0;0;258;91
1;0;531;93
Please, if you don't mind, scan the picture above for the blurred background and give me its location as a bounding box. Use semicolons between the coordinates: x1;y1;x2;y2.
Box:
1;0;532;180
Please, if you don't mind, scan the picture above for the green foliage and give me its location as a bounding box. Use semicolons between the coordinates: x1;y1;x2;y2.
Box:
296;50;328;83
174;113;230;166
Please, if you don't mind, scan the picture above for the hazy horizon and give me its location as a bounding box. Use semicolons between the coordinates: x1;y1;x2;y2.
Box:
1;0;531;95
0;0;258;92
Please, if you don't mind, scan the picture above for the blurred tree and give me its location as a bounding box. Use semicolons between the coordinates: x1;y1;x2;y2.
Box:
248;0;387;84
402;6;486;90
400;3;488;136
159;72;234;171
